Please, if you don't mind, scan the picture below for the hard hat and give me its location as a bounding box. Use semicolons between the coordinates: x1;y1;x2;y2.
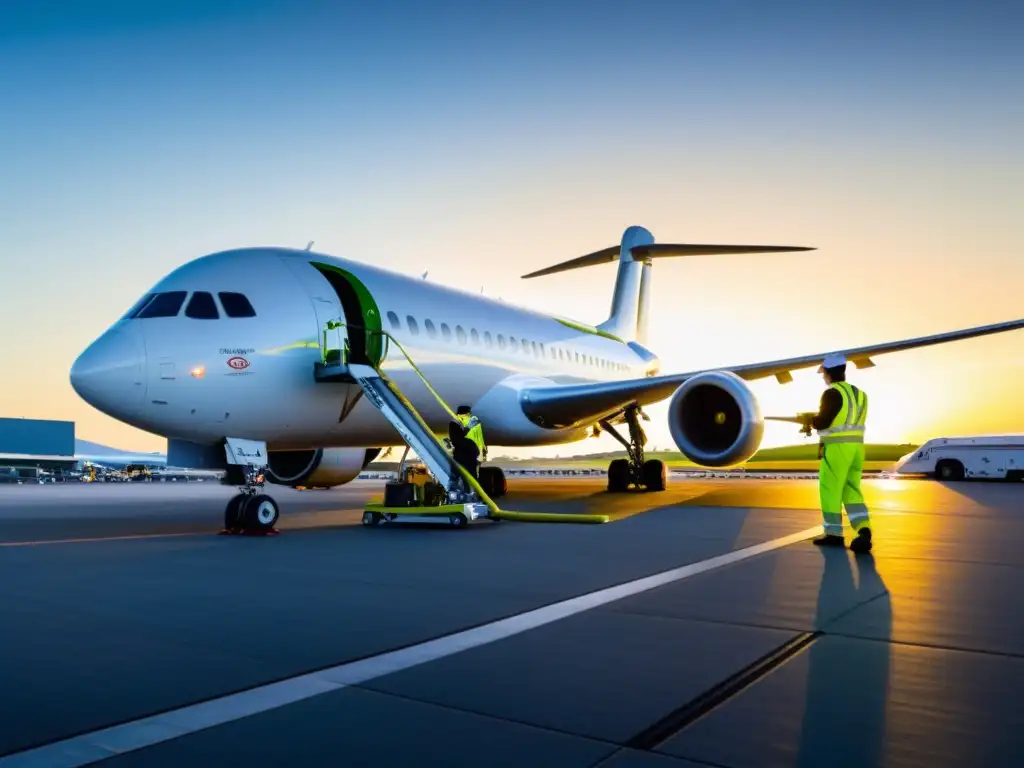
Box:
456;405;472;415
817;353;847;373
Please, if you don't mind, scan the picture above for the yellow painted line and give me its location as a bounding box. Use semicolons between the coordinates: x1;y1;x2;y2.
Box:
492;510;610;524
0;532;207;548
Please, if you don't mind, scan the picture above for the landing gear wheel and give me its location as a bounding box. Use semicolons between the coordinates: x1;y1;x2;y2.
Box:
362;511;382;527
479;466;507;498
608;459;630;492
935;459;965;481
448;513;468;528
244;494;279;532
224;494;247;529
642;459;667;492
603;406;655;492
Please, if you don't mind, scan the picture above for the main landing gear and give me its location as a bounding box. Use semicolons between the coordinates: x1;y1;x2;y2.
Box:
221;464;280;535
478;465;508;499
602;406;667;493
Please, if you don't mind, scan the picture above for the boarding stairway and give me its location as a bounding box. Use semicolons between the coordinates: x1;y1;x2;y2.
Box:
314;322;491;510
346;362;473;501
313;321;609;525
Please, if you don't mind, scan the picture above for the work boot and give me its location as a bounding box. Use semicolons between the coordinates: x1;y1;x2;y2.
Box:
812;534;845;547
850;527;873;554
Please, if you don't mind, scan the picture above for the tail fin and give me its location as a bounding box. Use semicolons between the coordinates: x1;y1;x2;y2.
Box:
521;226;814;344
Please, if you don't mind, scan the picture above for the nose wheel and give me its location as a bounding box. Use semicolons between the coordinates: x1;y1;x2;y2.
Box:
221;464;280;535
223;493;280;534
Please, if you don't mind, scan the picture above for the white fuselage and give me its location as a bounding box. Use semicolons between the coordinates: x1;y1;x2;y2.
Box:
71;248;659;451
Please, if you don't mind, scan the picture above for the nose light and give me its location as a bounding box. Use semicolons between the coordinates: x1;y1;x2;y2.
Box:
190;366;205;378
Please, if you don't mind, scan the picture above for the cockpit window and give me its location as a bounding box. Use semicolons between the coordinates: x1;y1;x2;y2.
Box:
218;292;256;318
137;291;187;318
123;294;156;319
185;291;219;319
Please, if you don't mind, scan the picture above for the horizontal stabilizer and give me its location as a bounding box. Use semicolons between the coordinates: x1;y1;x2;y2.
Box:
522;243;814;279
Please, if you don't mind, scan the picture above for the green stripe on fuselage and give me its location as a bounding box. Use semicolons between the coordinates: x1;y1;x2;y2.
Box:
260;339;320;355
553;317;625;344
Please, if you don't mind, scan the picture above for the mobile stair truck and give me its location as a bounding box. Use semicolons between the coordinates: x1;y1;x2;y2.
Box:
315;323;609;528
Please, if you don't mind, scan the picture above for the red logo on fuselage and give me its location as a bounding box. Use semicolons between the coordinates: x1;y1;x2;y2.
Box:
227;356;250;370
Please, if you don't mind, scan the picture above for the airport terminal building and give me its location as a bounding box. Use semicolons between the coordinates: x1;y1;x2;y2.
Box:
0;417;77;471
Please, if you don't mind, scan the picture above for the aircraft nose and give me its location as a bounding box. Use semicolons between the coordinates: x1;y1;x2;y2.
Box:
70;324;146;418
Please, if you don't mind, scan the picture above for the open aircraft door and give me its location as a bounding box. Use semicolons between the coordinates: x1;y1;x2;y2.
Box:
280;257;343;347
279;256;364;426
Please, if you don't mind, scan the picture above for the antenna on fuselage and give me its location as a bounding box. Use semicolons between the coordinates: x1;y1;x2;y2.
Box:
421;270;429;279
305;241;314;251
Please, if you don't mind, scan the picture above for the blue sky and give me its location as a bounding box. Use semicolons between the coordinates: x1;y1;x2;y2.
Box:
2;0;1022;452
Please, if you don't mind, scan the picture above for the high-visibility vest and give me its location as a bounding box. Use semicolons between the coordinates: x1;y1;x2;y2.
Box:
818;382;868;444
457;413;486;452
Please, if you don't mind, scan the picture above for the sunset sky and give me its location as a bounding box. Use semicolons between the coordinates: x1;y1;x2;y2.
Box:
1;1;1021;457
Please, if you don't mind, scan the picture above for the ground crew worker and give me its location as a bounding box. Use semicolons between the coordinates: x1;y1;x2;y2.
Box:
809;353;873;553
448;405;487;478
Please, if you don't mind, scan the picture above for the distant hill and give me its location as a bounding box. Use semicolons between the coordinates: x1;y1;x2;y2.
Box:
488;443;916;465
398;443;920;472
733;443;917;463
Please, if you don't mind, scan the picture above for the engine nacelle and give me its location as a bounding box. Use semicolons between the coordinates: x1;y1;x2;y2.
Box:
668;371;764;467
266;447;381;489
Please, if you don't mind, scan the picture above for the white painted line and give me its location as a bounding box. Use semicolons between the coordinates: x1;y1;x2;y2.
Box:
0;525;820;767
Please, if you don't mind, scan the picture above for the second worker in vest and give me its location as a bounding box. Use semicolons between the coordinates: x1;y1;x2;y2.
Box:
809;353;873;554
448;405;487;479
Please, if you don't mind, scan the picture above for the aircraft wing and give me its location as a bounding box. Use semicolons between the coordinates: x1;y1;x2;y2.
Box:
520;318;1024;429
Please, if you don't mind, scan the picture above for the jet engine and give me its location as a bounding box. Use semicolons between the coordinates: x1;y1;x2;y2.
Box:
667;371;764;467
266;447;381;489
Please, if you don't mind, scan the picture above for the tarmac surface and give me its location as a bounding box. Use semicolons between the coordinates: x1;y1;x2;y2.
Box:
1;475;1022;767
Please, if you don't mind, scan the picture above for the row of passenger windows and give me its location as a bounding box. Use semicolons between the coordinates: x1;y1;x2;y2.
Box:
124;291;257;320
384;311;629;371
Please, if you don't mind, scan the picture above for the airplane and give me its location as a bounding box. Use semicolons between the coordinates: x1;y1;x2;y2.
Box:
74;439;168;470
69;224;1024;530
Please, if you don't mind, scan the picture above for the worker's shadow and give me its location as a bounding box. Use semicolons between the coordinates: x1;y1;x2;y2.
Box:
795;548;892;768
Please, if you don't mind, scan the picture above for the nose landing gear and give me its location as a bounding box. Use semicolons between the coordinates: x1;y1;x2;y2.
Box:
220;455;280;536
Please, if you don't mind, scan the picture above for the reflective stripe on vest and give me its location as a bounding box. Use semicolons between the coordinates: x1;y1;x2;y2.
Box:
819;381;868;444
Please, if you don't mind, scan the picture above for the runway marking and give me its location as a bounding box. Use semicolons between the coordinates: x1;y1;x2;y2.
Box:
0;525;820;767
0;532;206;548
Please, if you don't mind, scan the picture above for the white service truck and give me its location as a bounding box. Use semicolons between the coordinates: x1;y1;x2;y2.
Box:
893;435;1024;481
